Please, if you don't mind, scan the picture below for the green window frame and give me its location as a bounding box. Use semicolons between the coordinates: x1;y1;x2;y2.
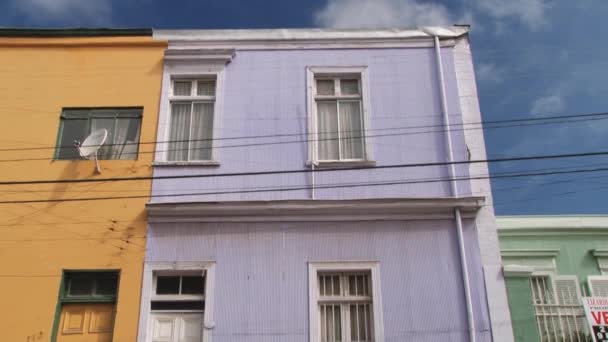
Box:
50;270;120;342
54;107;143;160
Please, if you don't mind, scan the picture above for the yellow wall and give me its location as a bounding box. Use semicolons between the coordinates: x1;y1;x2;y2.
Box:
0;36;166;341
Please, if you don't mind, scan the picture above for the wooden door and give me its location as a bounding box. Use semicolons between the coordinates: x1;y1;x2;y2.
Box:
151;313;203;342
57;303;114;342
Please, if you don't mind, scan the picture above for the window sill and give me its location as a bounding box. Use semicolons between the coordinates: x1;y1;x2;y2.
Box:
153;161;220;167
305;160;376;169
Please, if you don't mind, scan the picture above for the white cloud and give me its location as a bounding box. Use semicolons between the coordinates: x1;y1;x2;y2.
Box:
314;0;454;28
475;62;503;84
11;0;112;25
472;0;549;30
530;95;565;116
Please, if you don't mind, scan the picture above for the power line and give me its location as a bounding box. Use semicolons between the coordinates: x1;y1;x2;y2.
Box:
2;164;608;205
2;149;608;187
1;114;606;163
1;110;606;153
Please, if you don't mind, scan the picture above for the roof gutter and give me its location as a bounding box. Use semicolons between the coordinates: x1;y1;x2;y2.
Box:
0;28;152;37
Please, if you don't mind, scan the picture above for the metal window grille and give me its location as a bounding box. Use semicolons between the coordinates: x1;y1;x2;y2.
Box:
530;276;591;342
318;272;373;342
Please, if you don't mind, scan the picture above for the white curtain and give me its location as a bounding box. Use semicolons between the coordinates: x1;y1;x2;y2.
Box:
339;100;364;160
168;103;191;161
190;103;214;160
317;101;339;160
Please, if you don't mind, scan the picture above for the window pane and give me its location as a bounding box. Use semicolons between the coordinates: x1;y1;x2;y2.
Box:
173;81;192;96
197;80;216;96
317;101;339;161
316;79;335;96
189;103;214;161
96;276;118;296
111;117;141;160
340;79;360;95
181;276;205;295
339;101;364;160
321;304;341;342
69;277;94;296
57;117;89;159
156;276;180;295
151;300;204;311
167;103;191;161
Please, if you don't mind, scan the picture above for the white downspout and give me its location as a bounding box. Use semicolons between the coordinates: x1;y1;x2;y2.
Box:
434;35;477;342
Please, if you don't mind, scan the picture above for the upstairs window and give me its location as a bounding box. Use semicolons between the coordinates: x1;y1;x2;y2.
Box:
167;79;216;162
314;76;365;162
55;108;142;160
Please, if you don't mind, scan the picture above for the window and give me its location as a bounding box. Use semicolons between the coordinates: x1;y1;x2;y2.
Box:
139;262;215;342
55;108;142;160
307;67;372;164
309;262;383;342
52;271;119;341
530;275;588;341
167;79;216;162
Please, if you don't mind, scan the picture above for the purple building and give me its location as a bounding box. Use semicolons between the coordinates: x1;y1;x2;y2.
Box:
137;27;514;342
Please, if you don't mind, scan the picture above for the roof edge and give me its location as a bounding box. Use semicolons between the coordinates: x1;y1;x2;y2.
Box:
0;28;152;37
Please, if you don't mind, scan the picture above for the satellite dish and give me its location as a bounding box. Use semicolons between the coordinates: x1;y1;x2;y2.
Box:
77;129;107;174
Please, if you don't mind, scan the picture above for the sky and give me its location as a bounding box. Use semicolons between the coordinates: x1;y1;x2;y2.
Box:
1;0;607;215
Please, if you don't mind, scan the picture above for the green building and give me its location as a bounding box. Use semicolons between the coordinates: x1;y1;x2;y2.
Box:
497;216;608;342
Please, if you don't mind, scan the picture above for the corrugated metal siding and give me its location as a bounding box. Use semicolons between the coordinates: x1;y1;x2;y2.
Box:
151;48;472;203
147;219;491;341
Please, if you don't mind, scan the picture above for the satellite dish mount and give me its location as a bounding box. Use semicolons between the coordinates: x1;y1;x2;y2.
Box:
76;129;108;174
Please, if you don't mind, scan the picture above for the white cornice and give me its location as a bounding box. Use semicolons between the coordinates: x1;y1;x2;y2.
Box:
592;249;608;258
497;215;608;229
501;249;560;258
154;27;468;50
164;48;235;63
154;26;468;41
146;197;485;223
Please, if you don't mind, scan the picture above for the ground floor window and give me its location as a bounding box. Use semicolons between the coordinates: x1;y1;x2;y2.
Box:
530;275;589;341
52;270;119;342
308;262;384;342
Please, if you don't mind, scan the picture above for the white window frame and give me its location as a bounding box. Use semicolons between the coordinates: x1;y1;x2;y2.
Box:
306;67;373;166
161;71;225;165
137;262;216;342
308;261;384;342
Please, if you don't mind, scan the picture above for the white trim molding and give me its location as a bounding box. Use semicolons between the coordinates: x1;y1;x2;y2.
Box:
146;197;485;223
306;66;374;166
308;261;384;342
497;216;608;237
155;50;228;164
503;265;534;278
137;262;216;342
501;249;560;258
592;249;608;275
454;34;515;341
153;27;468;50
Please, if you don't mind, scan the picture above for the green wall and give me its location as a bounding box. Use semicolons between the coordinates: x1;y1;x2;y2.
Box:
505;277;540;342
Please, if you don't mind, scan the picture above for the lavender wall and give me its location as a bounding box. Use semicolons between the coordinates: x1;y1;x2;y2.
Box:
151;47;471;202
147;219;490;341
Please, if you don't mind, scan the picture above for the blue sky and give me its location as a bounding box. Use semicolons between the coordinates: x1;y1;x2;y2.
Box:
2;0;607;215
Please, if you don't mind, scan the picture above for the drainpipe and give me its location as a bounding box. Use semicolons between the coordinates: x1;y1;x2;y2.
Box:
433;35;477;342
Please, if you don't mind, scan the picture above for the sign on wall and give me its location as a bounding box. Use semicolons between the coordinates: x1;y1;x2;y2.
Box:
583;297;608;342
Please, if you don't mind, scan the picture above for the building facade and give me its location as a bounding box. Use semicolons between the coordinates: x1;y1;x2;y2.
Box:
138;27;514;342
498;216;608;342
0;29;166;341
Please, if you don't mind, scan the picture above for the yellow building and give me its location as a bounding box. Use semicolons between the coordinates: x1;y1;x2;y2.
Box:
0;29;166;342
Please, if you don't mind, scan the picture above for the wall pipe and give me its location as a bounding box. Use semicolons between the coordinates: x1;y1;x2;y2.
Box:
433;35;477;342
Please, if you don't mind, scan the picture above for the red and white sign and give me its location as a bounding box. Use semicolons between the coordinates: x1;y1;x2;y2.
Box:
583;297;608;342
